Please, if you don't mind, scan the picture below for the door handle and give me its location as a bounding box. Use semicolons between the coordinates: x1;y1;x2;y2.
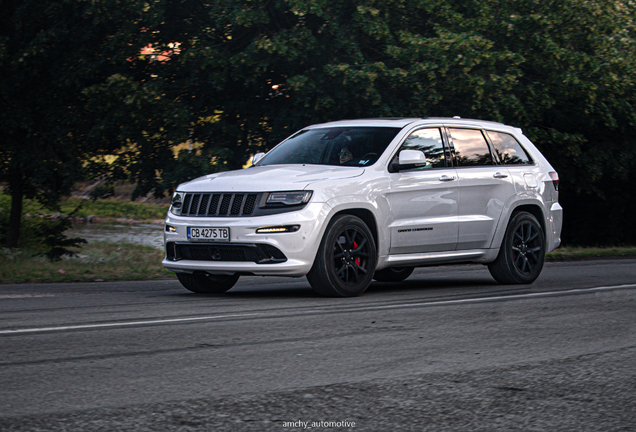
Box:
493;172;508;179
439;175;456;182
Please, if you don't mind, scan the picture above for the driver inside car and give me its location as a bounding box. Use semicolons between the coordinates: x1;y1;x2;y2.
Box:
339;145;354;164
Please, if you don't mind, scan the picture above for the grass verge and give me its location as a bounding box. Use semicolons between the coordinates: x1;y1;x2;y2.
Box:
0;242;174;284
546;246;636;261
59;197;169;222
0;194;169;223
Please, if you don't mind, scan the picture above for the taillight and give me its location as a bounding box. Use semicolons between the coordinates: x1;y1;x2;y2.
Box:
548;172;559;191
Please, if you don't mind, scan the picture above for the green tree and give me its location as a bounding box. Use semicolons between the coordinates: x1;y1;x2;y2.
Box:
165;0;636;244
3;0;635;249
454;0;636;244
0;0;189;248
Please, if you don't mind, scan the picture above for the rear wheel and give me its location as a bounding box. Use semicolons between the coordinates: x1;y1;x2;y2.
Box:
373;267;414;282
488;211;545;284
307;214;377;297
176;272;239;293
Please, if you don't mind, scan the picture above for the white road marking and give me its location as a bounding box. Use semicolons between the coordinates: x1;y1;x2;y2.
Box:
1;283;634;335
0;314;259;335
367;283;636;310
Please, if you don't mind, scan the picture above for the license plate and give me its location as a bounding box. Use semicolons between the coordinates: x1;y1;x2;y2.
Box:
187;227;230;242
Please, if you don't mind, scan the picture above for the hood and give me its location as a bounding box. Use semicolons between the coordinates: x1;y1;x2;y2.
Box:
179;165;365;192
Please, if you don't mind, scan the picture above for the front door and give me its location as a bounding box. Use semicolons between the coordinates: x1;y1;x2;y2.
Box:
387;127;458;254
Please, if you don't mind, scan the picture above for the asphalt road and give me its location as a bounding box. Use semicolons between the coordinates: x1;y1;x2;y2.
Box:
1;259;635;431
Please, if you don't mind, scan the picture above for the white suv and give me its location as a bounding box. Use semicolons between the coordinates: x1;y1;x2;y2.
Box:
163;118;562;297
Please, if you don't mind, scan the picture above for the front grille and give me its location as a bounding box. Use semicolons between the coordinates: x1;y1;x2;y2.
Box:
179;193;259;217
166;242;287;264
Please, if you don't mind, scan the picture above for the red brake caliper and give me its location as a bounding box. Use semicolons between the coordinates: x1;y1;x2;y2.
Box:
353;241;360;266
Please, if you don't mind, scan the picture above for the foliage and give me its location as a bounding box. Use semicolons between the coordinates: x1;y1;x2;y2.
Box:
0;192;167;262
0;198;86;260
39;206;87;261
2;0;636;247
82;73;191;199
0;0;189;247
156;0;635;245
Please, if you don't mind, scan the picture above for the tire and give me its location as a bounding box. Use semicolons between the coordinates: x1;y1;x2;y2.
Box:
373;267;414;282
307;214;377;297
488;211;546;284
176;272;239;293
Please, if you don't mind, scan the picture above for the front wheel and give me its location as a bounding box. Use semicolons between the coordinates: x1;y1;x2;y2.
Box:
488;211;545;284
307;214;377;297
177;272;239;293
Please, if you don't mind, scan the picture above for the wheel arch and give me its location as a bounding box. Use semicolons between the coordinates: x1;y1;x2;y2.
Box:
513;204;546;239
491;202;547;250
330;208;379;253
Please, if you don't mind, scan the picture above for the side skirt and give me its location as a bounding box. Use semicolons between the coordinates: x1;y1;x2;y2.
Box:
377;248;500;270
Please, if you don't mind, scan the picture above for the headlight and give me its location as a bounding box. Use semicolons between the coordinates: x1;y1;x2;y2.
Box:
266;191;312;206
170;192;184;215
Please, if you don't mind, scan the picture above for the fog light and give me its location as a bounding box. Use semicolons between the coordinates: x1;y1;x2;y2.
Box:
256;225;300;234
166;225;177;233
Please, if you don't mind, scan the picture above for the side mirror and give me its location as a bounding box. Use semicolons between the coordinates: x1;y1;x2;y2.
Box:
392;149;430;171
251;152;265;166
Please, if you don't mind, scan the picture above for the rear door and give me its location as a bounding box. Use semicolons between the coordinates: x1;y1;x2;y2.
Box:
447;127;515;250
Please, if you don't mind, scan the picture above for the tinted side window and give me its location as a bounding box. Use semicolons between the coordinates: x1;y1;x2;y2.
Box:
448;128;494;167
392;127;446;169
485;130;532;165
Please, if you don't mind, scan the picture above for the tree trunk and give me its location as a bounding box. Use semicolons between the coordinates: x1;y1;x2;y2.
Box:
6;175;24;248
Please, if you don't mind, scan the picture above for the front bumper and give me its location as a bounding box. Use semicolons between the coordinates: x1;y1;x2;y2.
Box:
162;202;329;277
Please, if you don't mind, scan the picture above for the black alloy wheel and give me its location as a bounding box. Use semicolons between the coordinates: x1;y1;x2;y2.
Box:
488;211;546;284
307;214;377;297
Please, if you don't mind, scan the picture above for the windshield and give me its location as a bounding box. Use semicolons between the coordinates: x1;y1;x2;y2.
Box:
256;127;401;167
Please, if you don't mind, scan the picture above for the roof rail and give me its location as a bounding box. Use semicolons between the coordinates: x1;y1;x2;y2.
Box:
422;117;505;125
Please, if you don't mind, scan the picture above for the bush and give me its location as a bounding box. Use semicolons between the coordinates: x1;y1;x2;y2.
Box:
0;196;86;261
